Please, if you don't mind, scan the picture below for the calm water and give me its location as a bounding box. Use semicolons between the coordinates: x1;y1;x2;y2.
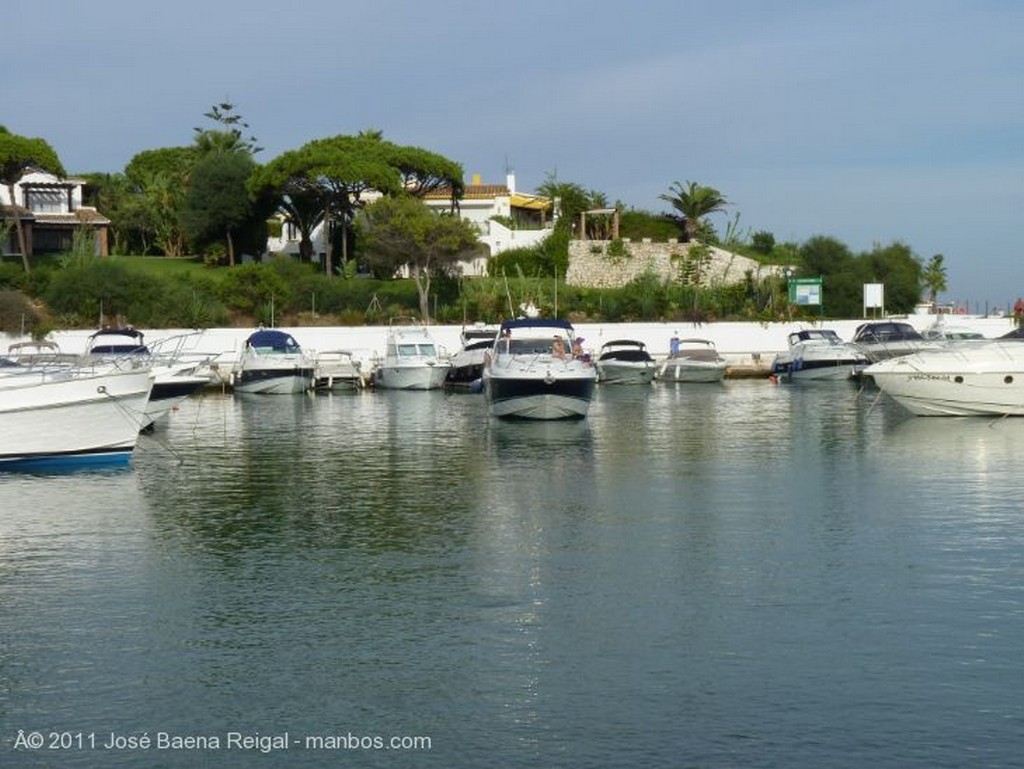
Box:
2;381;1024;768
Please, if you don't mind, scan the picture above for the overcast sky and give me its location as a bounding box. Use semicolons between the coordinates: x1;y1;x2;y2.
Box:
9;0;1023;310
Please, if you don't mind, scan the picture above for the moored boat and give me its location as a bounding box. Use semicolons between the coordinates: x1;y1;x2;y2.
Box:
446;323;500;387
233;329;315;394
84;326;212;426
595;339;657;384
0;363;155;470
482;318;597;419
313;350;364;391
865;337;1024;416
771;328;870;382
372;321;450;390
850;321;944;362
659;338;727;383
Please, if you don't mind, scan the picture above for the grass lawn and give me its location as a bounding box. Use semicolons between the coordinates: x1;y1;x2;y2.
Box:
112;255;210;280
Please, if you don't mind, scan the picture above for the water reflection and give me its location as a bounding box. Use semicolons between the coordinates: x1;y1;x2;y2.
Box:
7;382;1024;767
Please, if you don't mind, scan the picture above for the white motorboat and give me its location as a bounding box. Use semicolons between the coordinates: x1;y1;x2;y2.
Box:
864;337;1024;416
233;329;315;394
313;350;364;391
850;321;943;362
0;362;154;469
659;338;727;383
446;323;500;387
770;328;870;382
482;318;597;419
595;339;657;384
84;326;211;427
371;322;450;390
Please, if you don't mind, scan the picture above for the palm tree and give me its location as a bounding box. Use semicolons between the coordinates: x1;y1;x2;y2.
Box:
922;253;948;307
659;180;729;242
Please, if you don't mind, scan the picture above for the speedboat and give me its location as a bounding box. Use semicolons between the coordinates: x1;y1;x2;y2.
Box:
850;321;943;362
864;338;1024;416
446;323;500;387
595;339;657;384
771;328;870;382
372;322;450;390
84;326;211;427
482;318;597;419
313;350;364;391
233;328;315;394
0;362;154;469
659;338;727;383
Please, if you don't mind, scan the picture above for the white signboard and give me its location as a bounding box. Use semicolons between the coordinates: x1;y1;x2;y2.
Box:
863;283;884;310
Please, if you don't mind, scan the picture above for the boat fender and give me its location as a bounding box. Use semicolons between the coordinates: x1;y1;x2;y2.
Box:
469;378;484;394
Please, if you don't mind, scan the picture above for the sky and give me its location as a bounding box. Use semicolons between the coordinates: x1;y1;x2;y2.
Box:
8;0;1023;311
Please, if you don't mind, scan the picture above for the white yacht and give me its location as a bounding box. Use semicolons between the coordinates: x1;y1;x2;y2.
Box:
594;339;657;384
446;323;500;387
482;318;597;419
850;321;943;362
771;328;870;382
233;329;315;394
865;334;1024;416
84;326;211;427
659;338;727;383
371;322;450;390
0;362;154;469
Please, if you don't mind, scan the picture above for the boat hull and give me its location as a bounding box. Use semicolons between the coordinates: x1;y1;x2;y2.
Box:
374;363;450;390
867;344;1024;416
486;375;596;419
659;360;727;383
595;361;657;385
144;374;211;427
234;366;314;394
782;358;865;382
0;367;154;469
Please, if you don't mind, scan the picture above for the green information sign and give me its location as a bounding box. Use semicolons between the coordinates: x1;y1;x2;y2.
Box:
788;277;823;307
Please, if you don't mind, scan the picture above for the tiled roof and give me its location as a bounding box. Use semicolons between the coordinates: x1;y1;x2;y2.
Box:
425;184;509;200
33;209;111;226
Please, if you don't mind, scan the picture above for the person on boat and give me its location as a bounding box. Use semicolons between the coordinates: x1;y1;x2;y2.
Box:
552;336;566;358
572;337;584;358
670;335;680;357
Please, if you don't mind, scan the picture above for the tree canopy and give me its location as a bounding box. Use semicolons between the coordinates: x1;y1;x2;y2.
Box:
181;151;259;266
248;133;464;277
358;194;480;322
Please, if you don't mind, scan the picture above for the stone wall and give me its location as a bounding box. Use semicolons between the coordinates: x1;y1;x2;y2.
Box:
565;239;783;288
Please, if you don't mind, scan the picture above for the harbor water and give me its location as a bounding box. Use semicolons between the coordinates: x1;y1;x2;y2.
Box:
2;381;1023;767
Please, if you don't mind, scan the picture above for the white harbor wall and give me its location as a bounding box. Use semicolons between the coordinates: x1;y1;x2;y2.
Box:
4;313;1015;374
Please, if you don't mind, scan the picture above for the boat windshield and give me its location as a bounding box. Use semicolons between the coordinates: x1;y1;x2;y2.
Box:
397;344;437;357
504;338;563;355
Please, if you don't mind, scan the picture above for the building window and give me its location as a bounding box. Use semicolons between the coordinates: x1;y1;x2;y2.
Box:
24;188;67;213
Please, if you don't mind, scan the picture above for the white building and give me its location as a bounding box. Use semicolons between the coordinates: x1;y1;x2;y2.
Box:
1;170;110;257
264;172;555;276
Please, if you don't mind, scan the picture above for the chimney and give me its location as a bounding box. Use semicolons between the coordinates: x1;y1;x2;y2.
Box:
506;171;516;194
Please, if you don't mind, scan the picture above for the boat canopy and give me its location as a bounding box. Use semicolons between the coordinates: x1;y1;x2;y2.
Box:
790;329;842;343
852;322;923;343
601;339;646;348
245;329;302;352
499;318;574;334
87;326;148;355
